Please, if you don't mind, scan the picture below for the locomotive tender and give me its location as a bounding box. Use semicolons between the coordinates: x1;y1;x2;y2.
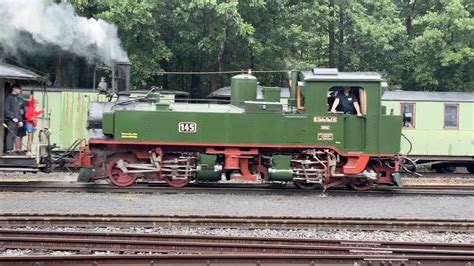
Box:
79;63;403;190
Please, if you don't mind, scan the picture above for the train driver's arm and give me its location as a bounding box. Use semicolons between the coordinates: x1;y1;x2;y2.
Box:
353;101;363;117
330;98;340;113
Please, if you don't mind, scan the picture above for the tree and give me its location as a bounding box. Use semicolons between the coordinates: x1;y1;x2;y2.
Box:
4;0;471;93
410;0;474;91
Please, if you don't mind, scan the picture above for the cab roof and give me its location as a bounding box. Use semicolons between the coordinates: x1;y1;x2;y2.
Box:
302;68;383;82
0;62;47;82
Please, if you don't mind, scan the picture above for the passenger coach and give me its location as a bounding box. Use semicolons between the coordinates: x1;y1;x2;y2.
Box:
382;91;474;173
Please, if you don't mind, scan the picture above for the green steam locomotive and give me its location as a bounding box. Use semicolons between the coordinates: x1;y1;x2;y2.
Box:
78;63;403;190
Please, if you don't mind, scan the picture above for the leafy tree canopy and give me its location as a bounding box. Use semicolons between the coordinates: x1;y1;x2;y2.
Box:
4;0;473;93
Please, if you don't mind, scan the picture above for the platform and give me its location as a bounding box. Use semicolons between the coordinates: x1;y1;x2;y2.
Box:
0;155;39;172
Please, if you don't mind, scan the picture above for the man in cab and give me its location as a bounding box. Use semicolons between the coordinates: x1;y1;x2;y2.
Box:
330;86;363;117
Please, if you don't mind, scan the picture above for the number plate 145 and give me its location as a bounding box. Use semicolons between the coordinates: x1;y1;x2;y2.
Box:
178;122;197;133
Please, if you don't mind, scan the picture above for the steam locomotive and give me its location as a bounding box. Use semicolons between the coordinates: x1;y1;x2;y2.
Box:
77;63;404;190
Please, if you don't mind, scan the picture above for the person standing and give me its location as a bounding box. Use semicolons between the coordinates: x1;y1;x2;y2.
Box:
15;97;27;152
24;95;43;154
3;84;23;154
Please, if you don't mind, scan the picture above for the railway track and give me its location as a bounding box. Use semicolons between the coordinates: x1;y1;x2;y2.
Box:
1;181;474;196
1;213;473;232
1;229;473;265
415;172;473;178
3;254;474;266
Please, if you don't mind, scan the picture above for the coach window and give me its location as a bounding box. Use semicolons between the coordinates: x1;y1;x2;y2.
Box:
401;103;415;128
444;104;459;129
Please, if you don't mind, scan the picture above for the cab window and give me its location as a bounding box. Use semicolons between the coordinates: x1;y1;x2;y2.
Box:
327;87;366;115
296;81;305;111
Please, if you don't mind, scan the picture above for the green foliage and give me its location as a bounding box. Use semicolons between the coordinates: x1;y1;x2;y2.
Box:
410;0;474;91
25;0;474;92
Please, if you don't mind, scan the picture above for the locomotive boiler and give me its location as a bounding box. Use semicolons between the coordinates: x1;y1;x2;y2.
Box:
78;63;403;190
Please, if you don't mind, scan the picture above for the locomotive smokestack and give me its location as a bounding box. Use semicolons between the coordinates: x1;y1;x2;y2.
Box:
115;62;131;96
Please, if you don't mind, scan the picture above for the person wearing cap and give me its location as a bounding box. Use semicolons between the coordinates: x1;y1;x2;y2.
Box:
4;84;23;154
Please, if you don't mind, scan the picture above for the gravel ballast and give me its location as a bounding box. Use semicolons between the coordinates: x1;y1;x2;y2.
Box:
1;191;473;218
0;172;78;182
9;225;474;243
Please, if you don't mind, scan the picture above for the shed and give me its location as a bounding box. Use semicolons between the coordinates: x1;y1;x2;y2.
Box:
0;62;46;155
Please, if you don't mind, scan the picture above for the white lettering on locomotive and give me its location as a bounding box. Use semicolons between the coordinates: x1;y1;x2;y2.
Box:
314;116;337;123
178;122;197;133
317;133;334;141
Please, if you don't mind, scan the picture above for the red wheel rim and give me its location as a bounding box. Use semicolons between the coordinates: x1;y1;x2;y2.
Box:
107;156;137;187
164;177;191;188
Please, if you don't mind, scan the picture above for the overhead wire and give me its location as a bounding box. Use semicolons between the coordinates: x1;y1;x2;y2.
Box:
155;70;291;75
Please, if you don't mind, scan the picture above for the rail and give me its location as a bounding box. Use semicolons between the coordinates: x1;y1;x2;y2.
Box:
1;229;473;265
1;181;474;196
1;213;473;232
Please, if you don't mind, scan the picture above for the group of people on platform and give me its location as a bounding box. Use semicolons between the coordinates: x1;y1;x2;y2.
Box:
3;84;43;155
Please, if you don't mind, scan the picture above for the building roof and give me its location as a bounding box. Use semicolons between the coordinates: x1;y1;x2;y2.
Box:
0;62;47;82
22;86;190;96
302;68;383;82
382;90;474;103
208;86;290;99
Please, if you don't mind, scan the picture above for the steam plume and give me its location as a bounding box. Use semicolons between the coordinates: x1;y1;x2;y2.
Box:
0;0;128;65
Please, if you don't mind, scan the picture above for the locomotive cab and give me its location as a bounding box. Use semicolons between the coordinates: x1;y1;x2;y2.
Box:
294;68;401;155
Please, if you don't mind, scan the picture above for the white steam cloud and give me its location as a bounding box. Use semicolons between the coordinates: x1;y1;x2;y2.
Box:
0;0;128;65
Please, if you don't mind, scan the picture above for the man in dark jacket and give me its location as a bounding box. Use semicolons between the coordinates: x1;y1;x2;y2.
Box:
4;84;23;153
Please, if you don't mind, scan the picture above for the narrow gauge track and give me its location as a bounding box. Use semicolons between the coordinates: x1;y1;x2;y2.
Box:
1;213;473;232
2;254;474;266
1;181;474;196
1;230;473;265
2;229;473;253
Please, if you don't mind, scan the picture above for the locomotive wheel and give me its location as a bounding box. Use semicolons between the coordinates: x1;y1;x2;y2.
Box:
164;176;191;188
467;164;474;174
433;164;456;174
257;165;269;181
349;178;374;191
294;180;320;190
107;154;138;187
